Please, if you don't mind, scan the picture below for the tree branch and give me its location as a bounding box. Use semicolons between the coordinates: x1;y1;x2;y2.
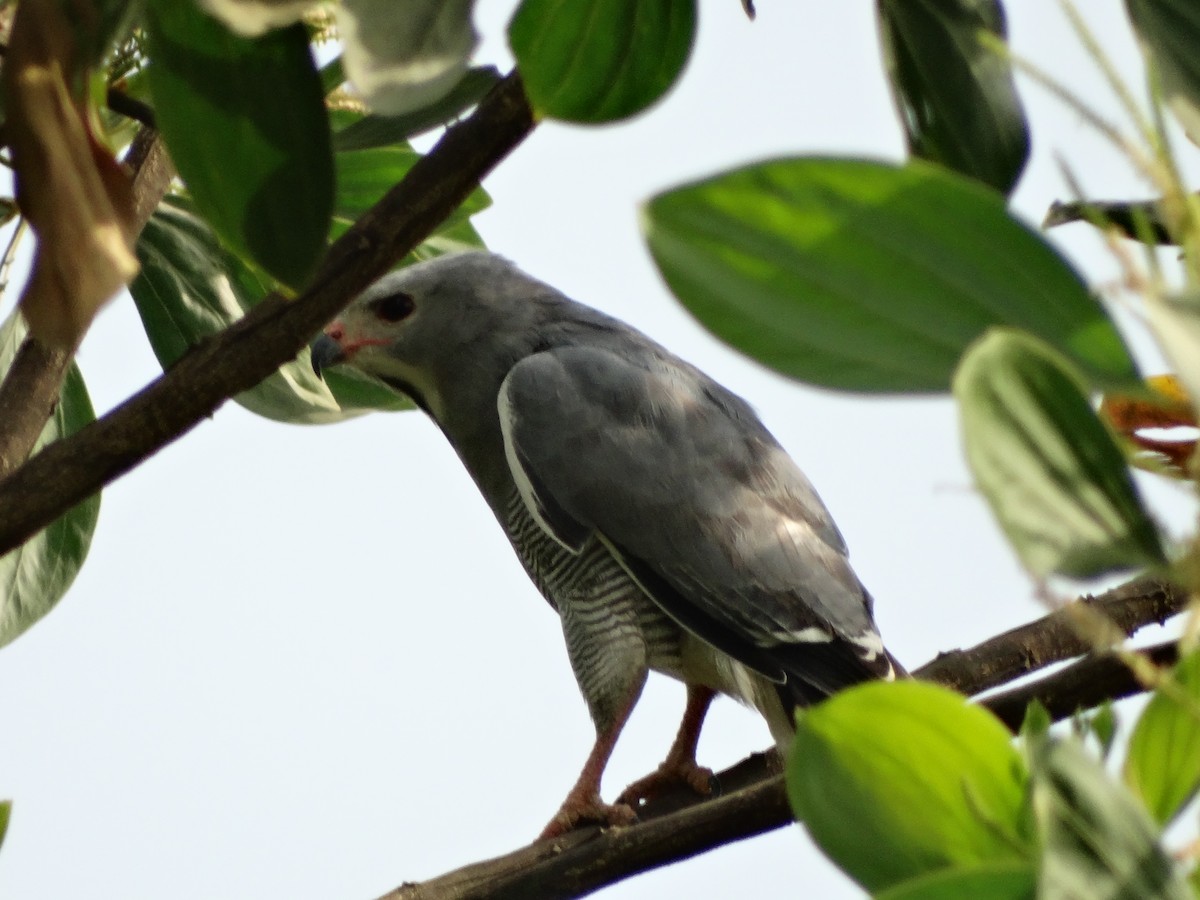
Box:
980;639;1179;728
375;576;1190;900
0;72;535;554
914;575;1187;694
0;334;72;476
0;126;174;479
380;771;790;900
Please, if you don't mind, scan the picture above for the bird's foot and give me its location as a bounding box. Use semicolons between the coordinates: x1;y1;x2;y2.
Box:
616;753;714;809
538;789;637;841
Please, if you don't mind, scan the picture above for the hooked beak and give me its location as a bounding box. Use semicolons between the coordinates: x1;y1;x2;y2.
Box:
310;333;346;379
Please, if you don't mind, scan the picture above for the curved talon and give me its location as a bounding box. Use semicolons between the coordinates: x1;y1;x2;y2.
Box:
538;794;637;840
617;756;714;809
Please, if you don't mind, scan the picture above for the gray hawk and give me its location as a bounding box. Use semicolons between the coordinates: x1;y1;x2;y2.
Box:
311;251;902;838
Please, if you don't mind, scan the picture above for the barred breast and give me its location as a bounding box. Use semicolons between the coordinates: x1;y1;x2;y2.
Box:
502;489;685;728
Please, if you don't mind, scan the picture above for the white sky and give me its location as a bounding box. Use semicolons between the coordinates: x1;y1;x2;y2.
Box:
1;2;1197;898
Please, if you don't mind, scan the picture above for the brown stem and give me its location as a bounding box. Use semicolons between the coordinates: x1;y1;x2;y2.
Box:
125;128;175;232
106;88;156;130
0;335;71;476
0;72;535;555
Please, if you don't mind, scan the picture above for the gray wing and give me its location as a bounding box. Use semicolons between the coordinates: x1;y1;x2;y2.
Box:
498;344;894;700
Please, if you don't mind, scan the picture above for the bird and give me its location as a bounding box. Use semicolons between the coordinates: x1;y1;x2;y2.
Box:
310;251;902;839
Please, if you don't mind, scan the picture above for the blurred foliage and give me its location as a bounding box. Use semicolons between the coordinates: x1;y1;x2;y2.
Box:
877;0;1029;194
1;0;1200;896
788;678;1198;898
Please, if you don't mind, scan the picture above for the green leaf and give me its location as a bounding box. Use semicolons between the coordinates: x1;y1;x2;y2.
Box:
953;329;1164;578
878;0;1029;194
1031;738;1190;900
1088;703;1119;761
1021;700;1052;741
875;862;1036;900
131;197;409;424
330;133;490;254
319;54;346;95
0;316;101;648
0;800;8;851
1124;648;1200;826
339;0;478;115
509;0;696;123
144;1;333;288
787;681;1031;892
1126;0;1200;144
76;0;139;68
643;158;1137;392
333;66;502;151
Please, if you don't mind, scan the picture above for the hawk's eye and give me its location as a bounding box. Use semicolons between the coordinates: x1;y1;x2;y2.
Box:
375;292;415;323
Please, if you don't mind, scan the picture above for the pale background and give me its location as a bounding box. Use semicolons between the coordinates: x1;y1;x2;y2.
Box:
0;2;1196;898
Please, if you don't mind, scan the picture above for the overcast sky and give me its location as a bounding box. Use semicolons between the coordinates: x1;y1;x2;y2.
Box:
1;2;1196;898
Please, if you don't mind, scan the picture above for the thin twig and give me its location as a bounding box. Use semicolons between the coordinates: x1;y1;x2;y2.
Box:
105;88;156;129
1059;0;1155;149
1003;42;1162;192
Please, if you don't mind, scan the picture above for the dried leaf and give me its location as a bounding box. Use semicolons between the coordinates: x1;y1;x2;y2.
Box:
1101;374;1197;475
3;0;138;349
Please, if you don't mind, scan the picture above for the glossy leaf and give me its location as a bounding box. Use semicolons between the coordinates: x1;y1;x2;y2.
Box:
1031;738;1190;900
954;330;1164;578
787;681;1030;892
1126;0;1200;144
131;197;409;424
0;315;101;648
1124;648;1200;826
644;158;1137;392
874;863;1035;900
330;133;491;253
333;67;502;151
144;0;333;288
878;0;1029;194
509;0;696;122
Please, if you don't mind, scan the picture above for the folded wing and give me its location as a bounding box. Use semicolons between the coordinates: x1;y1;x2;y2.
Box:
498;344;895;702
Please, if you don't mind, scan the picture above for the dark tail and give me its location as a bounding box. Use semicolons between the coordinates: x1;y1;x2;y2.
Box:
774;640;906;721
